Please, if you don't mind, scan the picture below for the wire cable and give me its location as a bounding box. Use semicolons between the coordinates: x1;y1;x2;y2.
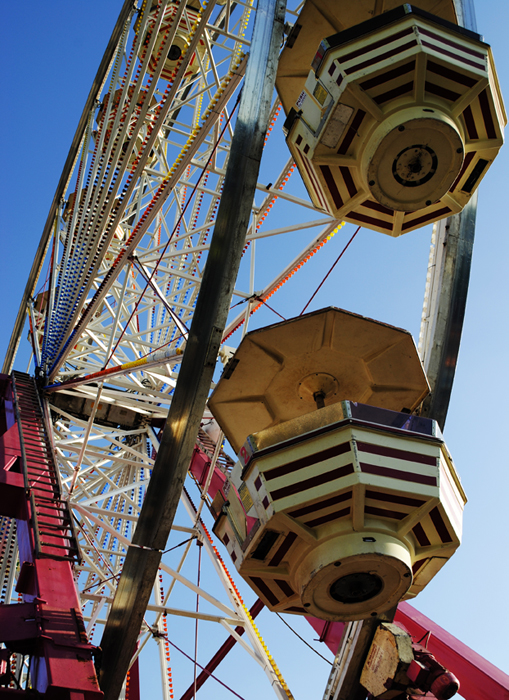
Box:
275;613;333;665
300;225;361;316
163;635;247;700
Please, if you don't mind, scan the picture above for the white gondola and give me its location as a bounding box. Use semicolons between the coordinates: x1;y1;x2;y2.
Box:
209;308;466;620
138;2;206;83
277;3;505;235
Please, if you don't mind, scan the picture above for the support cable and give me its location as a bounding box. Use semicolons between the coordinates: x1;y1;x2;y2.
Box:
164;636;247;700
300;225;360;316
275;614;333;666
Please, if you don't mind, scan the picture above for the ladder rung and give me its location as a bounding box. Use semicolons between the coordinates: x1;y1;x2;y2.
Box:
39;529;74;540
35;504;69;514
40;541;76;551
32;487;59;496
33;496;69;506
37;521;72;531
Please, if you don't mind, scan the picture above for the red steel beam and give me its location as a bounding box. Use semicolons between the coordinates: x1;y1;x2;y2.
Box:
395;602;509;700
179;598;265;700
0;374;102;699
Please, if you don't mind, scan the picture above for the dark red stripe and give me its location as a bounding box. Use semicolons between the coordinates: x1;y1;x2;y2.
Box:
347;211;393;230
420;39;485;70
427;60;477;88
286;606;307;613
374;81;414;104
360;60;415;91
319;165;344;209
357;441;437;466
463;105;479;139
425;81;461;102
412;558;427;574
337;110;366;155
271;464;355;502
449;151;475;192
365;490;425;508
418;27;485;60
479;89;497;138
342;27;414;63
413;523;430;547
429;506;452;543
402;207;451;231
289;491;351;518
269;532;297;567
249;577;279;606
297;150;328;210
264;441;351;482
345;40;418;75
365;505;406;520
306;506;350;528
362;200;394;216
339;167;357;197
360;462;437;486
274;579;295;597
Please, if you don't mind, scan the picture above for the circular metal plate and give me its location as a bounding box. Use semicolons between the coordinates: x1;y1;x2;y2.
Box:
367;115;464;212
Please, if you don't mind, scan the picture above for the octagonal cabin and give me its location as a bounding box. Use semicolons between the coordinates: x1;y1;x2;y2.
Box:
208;308;466;620
276;3;505;236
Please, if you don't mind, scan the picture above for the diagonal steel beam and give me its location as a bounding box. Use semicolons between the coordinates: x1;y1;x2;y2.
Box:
97;0;287;697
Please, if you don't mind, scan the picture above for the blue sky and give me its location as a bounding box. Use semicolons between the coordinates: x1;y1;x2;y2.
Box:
1;2;508;698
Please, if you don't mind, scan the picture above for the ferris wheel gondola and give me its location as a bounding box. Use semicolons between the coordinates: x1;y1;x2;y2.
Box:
0;0;507;699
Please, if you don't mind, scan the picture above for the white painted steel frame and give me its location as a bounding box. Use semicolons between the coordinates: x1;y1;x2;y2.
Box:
0;0;473;697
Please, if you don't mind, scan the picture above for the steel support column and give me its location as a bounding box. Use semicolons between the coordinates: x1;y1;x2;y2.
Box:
419;195;477;429
98;0;287;696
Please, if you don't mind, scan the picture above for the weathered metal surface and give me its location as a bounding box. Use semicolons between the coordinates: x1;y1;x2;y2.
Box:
419;196;477;429
209;307;430;453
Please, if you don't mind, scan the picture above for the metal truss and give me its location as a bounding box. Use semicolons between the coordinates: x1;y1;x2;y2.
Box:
1;0;482;697
1;0;336;697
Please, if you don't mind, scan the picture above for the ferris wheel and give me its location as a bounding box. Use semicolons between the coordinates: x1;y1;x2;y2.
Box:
0;1;507;699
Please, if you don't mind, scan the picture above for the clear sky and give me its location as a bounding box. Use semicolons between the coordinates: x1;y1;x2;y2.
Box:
1;2;508;699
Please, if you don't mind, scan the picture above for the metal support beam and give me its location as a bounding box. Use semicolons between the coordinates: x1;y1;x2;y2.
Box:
395;603;509;700
419;195;477;429
417;0;477;430
179;598;265;700
98;0;287;696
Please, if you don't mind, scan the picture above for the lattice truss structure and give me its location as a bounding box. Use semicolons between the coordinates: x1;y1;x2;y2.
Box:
0;0;354;697
0;0;459;697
